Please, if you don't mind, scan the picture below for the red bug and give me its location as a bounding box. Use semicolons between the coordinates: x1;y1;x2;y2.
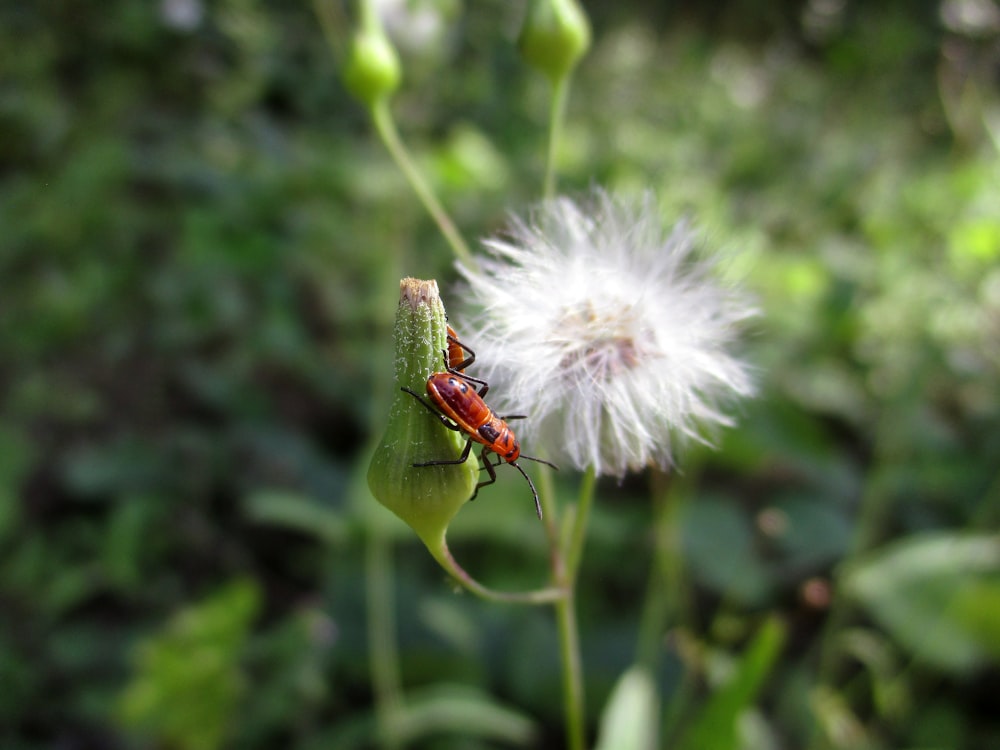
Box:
402;331;557;519
446;324;466;372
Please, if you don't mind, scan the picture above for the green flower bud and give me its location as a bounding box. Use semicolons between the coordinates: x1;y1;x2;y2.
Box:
517;0;591;83
343;17;401;108
368;278;478;550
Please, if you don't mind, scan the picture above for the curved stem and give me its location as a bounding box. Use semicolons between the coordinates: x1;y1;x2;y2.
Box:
369;101;476;267
543;75;571;201
428;535;565;605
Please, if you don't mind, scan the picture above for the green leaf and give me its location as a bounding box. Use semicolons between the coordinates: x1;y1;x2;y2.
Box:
118;580;261;750
844;532;1000;673
243;489;347;544
322;683;538;750
682;495;771;605
771;493;853;568
392;683;538;745
678;617;786;750
594;665;658;750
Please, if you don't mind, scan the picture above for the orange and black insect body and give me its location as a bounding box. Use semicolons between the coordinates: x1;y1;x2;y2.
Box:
402;334;556;519
446;325;468;373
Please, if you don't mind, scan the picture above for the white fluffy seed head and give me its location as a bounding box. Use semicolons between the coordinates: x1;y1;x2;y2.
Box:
456;190;757;478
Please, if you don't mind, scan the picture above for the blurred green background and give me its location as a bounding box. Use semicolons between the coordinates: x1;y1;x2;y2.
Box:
2;0;999;748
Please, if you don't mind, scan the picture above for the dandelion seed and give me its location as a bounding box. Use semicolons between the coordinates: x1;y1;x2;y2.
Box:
457;189;756;477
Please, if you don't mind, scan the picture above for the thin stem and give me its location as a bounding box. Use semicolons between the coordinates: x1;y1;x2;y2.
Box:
636;471;672;668
429;535;565;605
635;565;668;670
556;591;586;750
543;75;571;201
642;468;698;744
369;101;476;267
564;466;596;578
535;457;589;750
536;461;562;552
554;467;596;750
356;0;378;29
366;519;404;749
641;469;693;661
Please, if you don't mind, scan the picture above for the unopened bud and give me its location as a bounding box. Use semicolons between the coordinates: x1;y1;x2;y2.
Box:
518;0;591;83
368;279;478;549
343;17;401;108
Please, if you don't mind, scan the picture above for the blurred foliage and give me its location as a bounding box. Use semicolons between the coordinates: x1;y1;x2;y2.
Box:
844;532;1000;673
118;580;260;750
1;0;999;748
676;617;785;750
593;666;658;750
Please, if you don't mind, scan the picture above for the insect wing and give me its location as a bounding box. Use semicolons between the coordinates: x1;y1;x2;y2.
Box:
426;374;489;439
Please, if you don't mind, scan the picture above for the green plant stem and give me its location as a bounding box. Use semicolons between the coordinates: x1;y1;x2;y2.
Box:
536;461;562;551
564;467;595;578
366;519;404;749
638;468;697;665
369;101;475;267
556;591;586;750
553;467;596;750
428;535;565;604
638;468;699;743
636;470;675;668
356;0;378;29
544;76;571;201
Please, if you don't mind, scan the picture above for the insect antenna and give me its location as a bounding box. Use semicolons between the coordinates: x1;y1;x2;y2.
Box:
509;456;558;519
509;461;543;519
517;453;559;470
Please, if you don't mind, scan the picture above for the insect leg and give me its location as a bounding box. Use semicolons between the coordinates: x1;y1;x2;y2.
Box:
412;437;474;468
442;363;490;398
401;387;461;431
440;338;489;396
446;333;477;371
469;446;498;501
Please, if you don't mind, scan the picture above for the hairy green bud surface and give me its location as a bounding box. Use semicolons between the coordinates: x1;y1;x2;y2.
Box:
368;278;478;548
